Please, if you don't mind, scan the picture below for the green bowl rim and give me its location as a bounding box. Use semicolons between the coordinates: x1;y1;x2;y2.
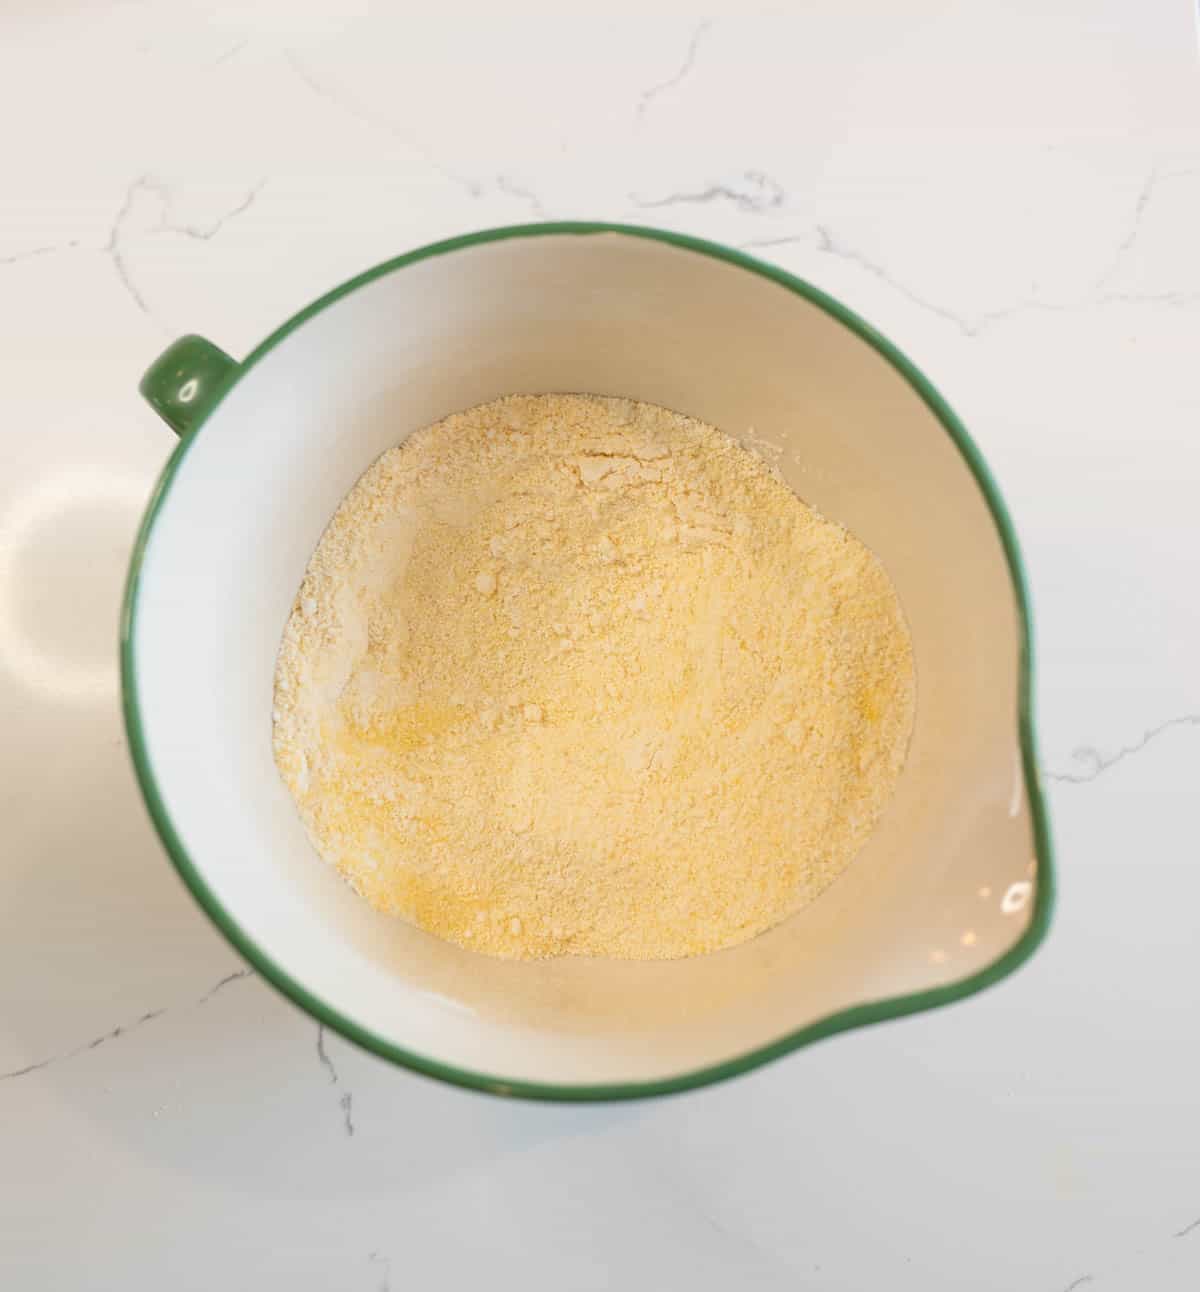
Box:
120;220;1056;1102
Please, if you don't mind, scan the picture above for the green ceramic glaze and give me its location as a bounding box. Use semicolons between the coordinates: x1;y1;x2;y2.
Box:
138;334;237;437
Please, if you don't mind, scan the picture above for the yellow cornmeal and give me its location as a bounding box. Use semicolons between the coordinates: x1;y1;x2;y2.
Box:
272;394;915;960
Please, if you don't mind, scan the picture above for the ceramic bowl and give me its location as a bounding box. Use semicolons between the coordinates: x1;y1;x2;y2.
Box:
123;223;1054;1099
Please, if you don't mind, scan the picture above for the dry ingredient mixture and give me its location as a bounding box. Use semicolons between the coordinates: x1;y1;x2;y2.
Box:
272;394;915;960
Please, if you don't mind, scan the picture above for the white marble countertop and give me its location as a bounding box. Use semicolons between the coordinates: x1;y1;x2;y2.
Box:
3;1;1199;1287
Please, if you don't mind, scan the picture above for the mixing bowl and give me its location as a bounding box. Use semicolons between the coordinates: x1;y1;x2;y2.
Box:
123;222;1054;1099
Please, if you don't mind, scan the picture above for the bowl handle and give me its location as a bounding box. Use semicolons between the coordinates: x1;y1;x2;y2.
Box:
138;334;237;437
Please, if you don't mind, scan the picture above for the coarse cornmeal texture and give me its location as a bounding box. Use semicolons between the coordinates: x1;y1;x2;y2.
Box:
272;394;915;961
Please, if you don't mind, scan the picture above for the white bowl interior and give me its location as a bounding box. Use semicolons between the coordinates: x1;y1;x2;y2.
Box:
131;232;1039;1088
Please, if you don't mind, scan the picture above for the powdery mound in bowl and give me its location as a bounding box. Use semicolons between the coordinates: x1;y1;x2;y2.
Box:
272;394;915;961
